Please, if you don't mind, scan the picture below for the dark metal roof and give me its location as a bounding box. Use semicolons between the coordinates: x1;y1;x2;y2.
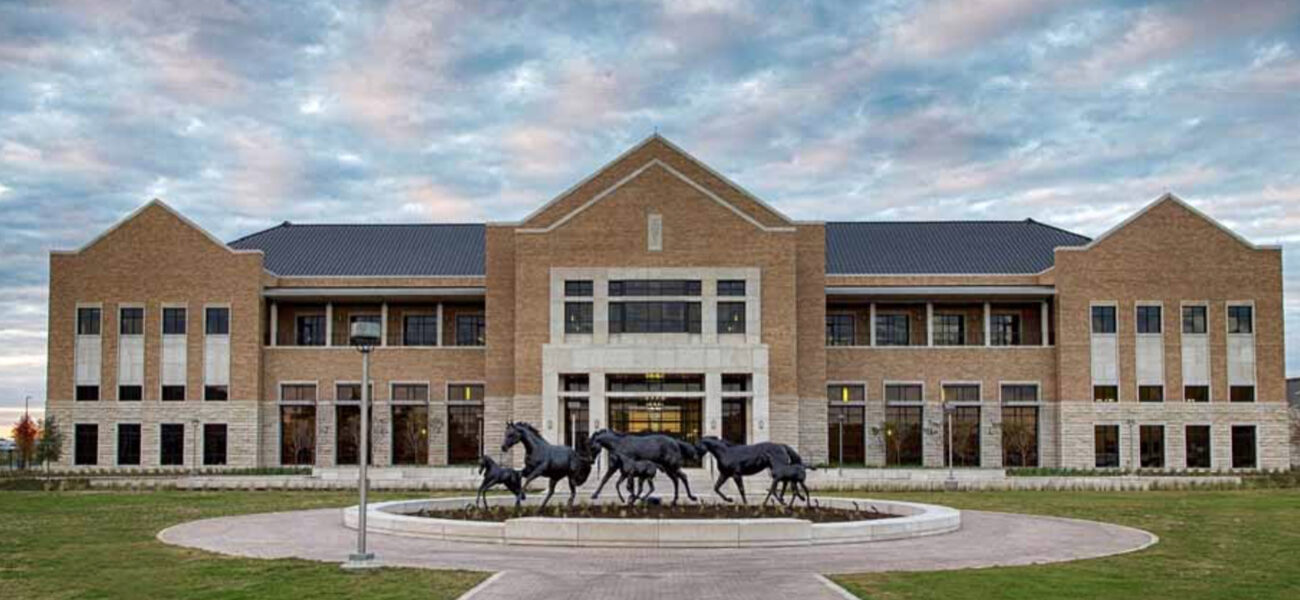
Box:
825;220;1090;275
229;223;485;277
229;218;1088;277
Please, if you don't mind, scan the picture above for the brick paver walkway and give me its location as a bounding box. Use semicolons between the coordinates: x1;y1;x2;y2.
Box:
159;506;1155;599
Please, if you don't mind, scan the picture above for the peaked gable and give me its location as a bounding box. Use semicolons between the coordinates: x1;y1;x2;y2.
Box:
1059;193;1279;255
510;135;796;233
52;199;261;258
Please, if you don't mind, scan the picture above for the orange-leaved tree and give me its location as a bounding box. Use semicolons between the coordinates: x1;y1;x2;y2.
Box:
12;413;38;469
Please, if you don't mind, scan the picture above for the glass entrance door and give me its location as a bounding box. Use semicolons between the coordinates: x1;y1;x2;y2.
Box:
607;397;703;466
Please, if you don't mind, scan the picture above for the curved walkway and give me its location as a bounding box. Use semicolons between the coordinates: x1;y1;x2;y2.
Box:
159;507;1156;599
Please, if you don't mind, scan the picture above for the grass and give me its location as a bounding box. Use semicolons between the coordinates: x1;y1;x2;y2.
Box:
0;490;486;599
832;488;1300;599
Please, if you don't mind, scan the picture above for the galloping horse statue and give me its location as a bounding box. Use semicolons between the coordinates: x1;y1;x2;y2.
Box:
475;455;525;508
588;429;700;505
501;421;593;508
697;437;808;504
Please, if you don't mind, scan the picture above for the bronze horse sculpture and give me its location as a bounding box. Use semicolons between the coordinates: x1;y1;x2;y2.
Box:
696;436;809;504
501;421;593;508
588;429;701;505
475;455;525;508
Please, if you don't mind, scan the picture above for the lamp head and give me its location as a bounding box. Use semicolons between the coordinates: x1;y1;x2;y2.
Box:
350;320;381;350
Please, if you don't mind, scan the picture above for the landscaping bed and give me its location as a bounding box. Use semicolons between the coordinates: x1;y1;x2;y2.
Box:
415;502;898;523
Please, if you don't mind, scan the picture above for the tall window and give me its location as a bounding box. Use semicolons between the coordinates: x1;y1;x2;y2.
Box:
1001;406;1038;467
990;314;1020;346
876;314;910;346
608;279;701;296
205;307;229;335
565;302;593;334
1227;305;1253;334
295;315;326;346
74;424;98;465
944;406;981;467
391;405;429;465
203;424;228;466
717;302;746;334
1094;425;1120;468
402;315;438;346
717;280;745;296
117;424;141;466
335;405;363;466
721;374;751;446
447;384;485;465
826;314;855;346
1140;425;1165;469
120;307;143;335
933;314;965;346
455;314;486;346
160;423;184;466
827;384;866;466
163;307;187;335
1185;425;1212;469
280;406;317;465
1091;306;1117;334
609;302;701;333
77;307;101;335
1182;305;1207;334
1136;305;1162;334
1231;425;1256;469
884;406;923;466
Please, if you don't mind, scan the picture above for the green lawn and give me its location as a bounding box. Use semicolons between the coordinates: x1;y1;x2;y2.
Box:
832;489;1300;600
0;490;486;599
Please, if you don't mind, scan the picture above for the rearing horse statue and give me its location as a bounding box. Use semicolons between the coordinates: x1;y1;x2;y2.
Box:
501;421;592;508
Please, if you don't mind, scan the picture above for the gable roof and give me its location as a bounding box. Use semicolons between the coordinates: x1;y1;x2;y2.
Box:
229;223;485;277
51;199;262;257
1058;193;1282;253
826;220;1090;275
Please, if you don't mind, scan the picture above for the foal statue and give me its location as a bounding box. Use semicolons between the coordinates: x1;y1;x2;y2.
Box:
476;455;525;508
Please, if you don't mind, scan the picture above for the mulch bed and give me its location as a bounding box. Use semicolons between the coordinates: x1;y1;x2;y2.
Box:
415;501;898;523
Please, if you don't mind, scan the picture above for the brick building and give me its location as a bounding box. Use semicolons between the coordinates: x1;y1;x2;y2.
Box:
45;136;1291;471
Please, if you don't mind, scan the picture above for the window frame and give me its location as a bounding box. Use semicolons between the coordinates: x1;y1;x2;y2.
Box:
204;306;230;336
825;313;856;346
76;306;102;336
1135;303;1162;335
1226;302;1254;335
716;280;746;297
875;313;911;347
1138;385;1165;403
933;313;966;346
278;382;319;403
608;301;702;334
401;314;439;347
454;313;486;346
940;382;982;404
1139;424;1165;469
1184;424;1213;469
390;381;431;403
74;423;98;466
203;423;228;466
159;423;185;466
1229;385;1255;403
118;385;143;402
564;280;594;298
883;381;925;404
116;423;142;466
717;301;746;334
162;306;187;336
999;382;1041;404
294;314;327;346
990;313;1021;346
1092;385;1119;403
1094;424;1121;469
119;306;144;336
1091;304;1117;334
1183;385;1210;403
203;385;228;401
1230;424;1258;470
1181;303;1208;335
564;301;593;334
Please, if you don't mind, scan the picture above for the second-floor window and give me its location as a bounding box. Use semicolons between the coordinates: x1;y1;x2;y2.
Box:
1091;306;1116;334
609;302;701;334
205;307;230;335
876;314;910;346
717;280;745;296
1137;306;1162;334
403;315;438;346
991;314;1020;345
565;280;593;297
296;315;326;346
1228;305;1253;334
120;307;143;335
1182;306;1207;334
77;307;101;335
826;314;855;346
455;314;486;346
934;314;965;346
565;302;593;334
717;302;746;334
163;308;186;335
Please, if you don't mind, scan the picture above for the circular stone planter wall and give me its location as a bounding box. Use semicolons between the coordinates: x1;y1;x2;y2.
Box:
342;496;960;548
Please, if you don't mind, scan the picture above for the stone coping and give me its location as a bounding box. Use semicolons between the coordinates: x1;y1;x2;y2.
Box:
342;495;960;548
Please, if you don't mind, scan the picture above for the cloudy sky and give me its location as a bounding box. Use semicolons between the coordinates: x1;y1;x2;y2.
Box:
2;0;1299;423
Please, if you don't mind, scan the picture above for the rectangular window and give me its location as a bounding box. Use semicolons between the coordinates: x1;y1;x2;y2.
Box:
204;385;228;401
944;406;981;467
160;423;184;466
162;385;185;401
564;280;593;297
884;406;924;466
990;314;1020;346
1001;384;1039;403
447;404;484;464
1093;385;1119;403
722;374;752;393
1230;386;1255;403
402;315;438;346
1001;406;1039;467
561;374;590;393
203;424;228;466
391;405;429;465
163;307;187;335
717;280;746;296
1182;306;1207;334
1136;305;1162;334
1091;305;1117;334
448;384;485;402
455;314;486;346
1228;305;1253;334
205;307;229;335
827;404;865;465
609;302;702;334
119;307;143;335
335;405;363;466
933;314;966;346
76;385;99;401
876;314;911;346
117;424;141;466
827;384;865;404
1140;425;1165;469
77;307;101;335
1185;425;1212;469
1184;385;1210;403
1231;425;1257;469
885;383;923;403
608;279;701;297
295;315;326;346
392;383;429;402
118;385;142;402
281;384;317;402
74;424;98;465
1138;385;1164;403
335;383;370;402
280;405;316;466
942;384;980;403
607;374;704;393
717;302;746;334
1094;425;1120;468
564;302;593;334
825;314;855;346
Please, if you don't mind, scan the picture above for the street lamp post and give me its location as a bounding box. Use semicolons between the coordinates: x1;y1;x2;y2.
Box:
944;404;957;491
343;320;381;570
